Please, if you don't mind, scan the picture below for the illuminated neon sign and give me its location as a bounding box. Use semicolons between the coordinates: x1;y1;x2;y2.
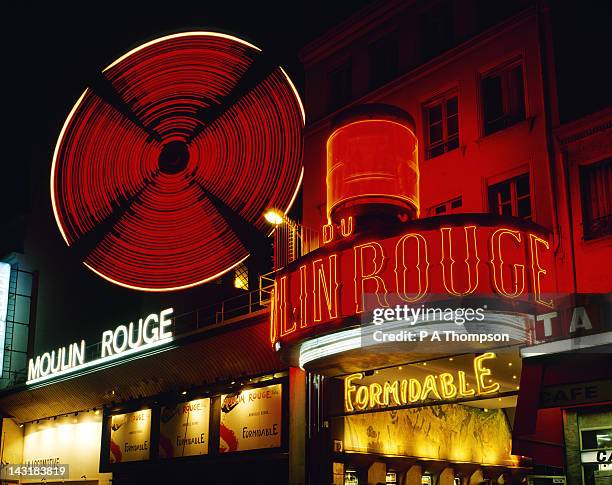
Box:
270;215;554;347
344;352;500;412
0;263;10;378
27;308;174;385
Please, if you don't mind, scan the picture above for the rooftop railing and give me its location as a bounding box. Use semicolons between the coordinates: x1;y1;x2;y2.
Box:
272;221;320;270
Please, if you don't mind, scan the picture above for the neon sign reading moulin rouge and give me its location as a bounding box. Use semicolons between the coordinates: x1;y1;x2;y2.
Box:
270;216;554;345
344;352;500;412
27;308;174;384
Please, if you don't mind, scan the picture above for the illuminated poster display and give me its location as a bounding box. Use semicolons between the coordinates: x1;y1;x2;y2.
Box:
23;413;111;482
0;263;10;378
343;403;519;466
159;398;210;458
109;409;152;463
219;384;282;452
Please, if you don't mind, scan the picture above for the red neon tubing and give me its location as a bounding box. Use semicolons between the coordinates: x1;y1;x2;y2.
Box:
51;32;304;292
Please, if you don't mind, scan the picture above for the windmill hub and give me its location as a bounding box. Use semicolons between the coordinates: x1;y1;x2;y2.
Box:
158;141;189;174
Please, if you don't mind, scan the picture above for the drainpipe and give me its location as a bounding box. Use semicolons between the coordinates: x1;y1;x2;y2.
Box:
536;0;577;294
560;147;579;294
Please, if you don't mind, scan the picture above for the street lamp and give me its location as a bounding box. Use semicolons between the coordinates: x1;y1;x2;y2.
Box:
263;208;302;269
264;208;285;226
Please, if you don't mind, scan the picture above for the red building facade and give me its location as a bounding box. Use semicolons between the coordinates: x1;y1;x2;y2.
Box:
286;1;611;484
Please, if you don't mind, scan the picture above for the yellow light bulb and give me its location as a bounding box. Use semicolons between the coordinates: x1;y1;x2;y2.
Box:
264;209;284;225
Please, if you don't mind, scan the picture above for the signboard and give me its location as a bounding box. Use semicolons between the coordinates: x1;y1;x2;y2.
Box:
159;398;210;458
582;450;612;464
27;308;174;384
387;471;398;484
22;413;110;482
109;409;152;463
0;263;10;378
533;294;611;342
219;384;282;452
540;380;612;408
344;352;506;412
271;215;554;347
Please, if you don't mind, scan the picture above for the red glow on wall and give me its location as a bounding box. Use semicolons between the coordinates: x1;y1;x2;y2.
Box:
51;32;304;291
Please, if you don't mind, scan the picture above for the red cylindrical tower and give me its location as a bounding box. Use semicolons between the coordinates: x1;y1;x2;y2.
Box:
326;104;419;225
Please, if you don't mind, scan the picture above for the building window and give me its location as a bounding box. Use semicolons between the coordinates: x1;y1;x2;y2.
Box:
419;0;454;61
328;62;352;112
488;174;531;220
430;196;462;216
234;262;248;290
581;159;612;240
368;34;398;90
425;94;459;158
482;62;525;135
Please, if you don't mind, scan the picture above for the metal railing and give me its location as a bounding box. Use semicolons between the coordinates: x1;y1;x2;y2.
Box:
273;222;319;270
259;272;275;305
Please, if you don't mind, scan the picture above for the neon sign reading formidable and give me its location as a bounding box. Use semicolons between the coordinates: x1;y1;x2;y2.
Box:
27;308;174;385
270;215;554;346
344;352;500;412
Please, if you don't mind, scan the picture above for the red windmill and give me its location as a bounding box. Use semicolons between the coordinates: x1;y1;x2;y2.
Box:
51;32;304;291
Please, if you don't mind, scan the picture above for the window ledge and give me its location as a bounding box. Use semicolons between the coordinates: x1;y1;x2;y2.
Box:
581;233;612;246
424;147;462;162
475;116;537;144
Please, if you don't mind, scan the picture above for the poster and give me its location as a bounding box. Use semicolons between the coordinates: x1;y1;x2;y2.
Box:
159;398;210;458
343;403;520;466
219;383;282;452
22;413;111;482
109;409;152;463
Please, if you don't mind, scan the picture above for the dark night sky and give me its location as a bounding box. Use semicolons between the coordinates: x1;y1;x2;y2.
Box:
2;0;373;215
0;0;373;352
0;0;610;353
